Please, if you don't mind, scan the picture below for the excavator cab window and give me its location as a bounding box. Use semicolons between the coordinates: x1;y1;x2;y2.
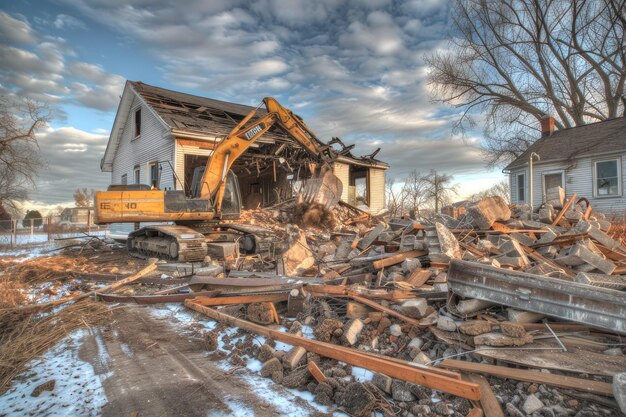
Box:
220;170;241;219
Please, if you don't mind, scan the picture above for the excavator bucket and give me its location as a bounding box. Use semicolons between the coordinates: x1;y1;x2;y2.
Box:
302;170;343;208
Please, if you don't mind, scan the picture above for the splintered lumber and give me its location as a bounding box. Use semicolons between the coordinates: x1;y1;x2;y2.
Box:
348;293;428;328
307;361;326;383
461;373;504;417
191;293;288;306
372;250;427;269
97;290;219;304
523;246;576;278
406;269;433;287
441;359;613;397
18;260;158;311
184;299;481;400
552;193;577;226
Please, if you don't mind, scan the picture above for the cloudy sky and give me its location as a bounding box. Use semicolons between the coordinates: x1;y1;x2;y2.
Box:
0;0;505;212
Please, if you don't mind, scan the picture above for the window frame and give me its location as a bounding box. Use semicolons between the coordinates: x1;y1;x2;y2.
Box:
516;172;526;202
541;170;565;199
133;165;140;184
148;161;160;188
593;157;622;198
121;174;127;185
133;108;142;139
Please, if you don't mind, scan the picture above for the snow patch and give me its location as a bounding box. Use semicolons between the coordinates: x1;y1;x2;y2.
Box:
0;329;108;417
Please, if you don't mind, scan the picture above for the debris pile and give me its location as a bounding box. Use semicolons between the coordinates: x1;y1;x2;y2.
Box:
1;191;625;416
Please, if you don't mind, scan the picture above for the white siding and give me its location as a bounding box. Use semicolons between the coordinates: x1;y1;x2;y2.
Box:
174;143;215;191
110;95;175;190
510;168;528;205
510;152;626;214
368;167;386;214
332;162;350;203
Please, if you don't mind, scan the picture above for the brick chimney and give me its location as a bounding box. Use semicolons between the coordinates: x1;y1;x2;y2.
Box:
540;115;555;137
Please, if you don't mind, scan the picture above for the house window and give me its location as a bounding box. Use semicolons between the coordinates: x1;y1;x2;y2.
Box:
134;108;141;138
543;172;564;196
148;161;160;188
134;165;140;184
121;174;127;185
517;173;525;202
594;158;621;197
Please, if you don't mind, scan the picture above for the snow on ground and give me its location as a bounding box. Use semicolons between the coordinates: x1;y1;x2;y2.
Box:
150;304;350;417
0;231;109;260
0;329;109;417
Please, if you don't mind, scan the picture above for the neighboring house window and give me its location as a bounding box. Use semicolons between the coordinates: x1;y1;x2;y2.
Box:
134;165;140;184
517;173;525;202
121;174;127;185
134;108;141;138
148;162;160;188
594;158;621;197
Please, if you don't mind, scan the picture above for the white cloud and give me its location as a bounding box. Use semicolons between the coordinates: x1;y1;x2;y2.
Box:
0;12;35;44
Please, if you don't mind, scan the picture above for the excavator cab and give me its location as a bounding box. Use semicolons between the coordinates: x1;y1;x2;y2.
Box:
217;170;241;219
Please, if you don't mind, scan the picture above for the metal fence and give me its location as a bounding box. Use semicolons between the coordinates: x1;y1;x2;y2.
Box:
0;217;109;247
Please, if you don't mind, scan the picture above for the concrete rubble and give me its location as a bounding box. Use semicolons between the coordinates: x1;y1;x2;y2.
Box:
2;190;625;417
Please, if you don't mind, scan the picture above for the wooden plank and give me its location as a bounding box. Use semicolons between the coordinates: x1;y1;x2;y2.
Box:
373;250;427;269
307;361;326;383
583;205;593;220
461;373;504;417
460;242;486;257
441;359;613;397
406;269;433;287
552;193;577;226
191;293;288;306
176;138;216;149
184;300;481;400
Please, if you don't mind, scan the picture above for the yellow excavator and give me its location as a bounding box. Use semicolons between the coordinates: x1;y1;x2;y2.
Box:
94;97;343;261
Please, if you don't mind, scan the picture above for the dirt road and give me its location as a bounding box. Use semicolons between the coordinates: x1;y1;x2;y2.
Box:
78;305;333;417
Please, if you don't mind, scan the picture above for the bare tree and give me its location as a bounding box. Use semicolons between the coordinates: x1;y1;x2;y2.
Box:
402;170;430;219
469;180;511;203
427;0;626;167
0;97;48;210
385;177;406;217
422;170;457;213
73;188;96;207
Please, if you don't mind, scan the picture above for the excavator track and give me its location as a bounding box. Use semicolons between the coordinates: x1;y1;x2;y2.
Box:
127;225;207;262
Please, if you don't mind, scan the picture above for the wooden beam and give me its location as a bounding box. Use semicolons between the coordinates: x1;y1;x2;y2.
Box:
462;373;504;417
185;300;481;400
373;250;427;269
176;138;216;149
307;361;326;383
523;246;577;278
191;293;288;306
440;359;613;397
552;193;578;226
348;293;427;328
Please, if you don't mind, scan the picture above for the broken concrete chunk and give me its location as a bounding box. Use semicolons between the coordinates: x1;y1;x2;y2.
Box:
556;242;616;274
466;196;512;229
522;393;545;415
399;298;429;319
358;223;385;250
576;272;626;290
437;315;457;332
407;337;424;351
456;298;495;315
510;232;535;247
372;373;393;394
282;225;315;276
411;351;431;365
546;186;565;208
474;332;533;347
458;320;493;336
435;222;461;259
576;220;626;251
391;380;416;402
389;324;402;337
401;258;421;274
507;308;545;323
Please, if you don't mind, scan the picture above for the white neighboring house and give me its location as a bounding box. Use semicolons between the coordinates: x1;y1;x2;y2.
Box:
505;116;626;214
100;81;389;236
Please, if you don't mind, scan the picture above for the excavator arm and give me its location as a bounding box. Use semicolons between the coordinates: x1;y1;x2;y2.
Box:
201;97;336;215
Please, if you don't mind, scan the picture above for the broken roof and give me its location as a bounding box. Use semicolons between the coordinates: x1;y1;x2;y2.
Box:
101;80;388;171
505;117;626;170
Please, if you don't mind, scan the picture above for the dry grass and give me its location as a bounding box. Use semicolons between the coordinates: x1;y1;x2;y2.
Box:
0;300;110;394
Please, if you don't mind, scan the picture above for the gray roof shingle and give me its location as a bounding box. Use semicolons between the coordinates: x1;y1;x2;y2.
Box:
505;117;626;170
